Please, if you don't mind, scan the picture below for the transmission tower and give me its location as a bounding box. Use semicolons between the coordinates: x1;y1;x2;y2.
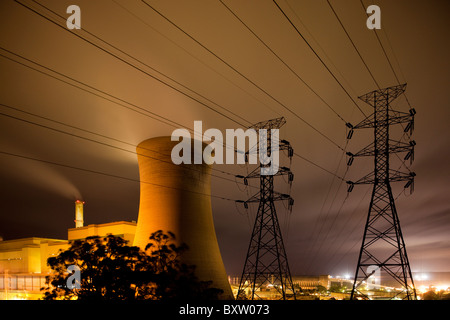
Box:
346;83;417;300
235;117;296;300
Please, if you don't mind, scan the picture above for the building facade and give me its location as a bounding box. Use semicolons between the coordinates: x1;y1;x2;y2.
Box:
0;221;136;300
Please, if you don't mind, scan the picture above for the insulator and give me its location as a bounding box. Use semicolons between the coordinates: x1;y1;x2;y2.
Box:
404;180;412;188
346;181;354;193
288;172;294;182
404;151;412;161
244;178;248;186
346;123;354;139
405;143;415;164
244;153;248;163
244;202;248;209
288;147;294;158
409;108;416;115
405;120;414;135
405;173;416;193
347;129;354;140
347;157;354;166
404;122;412;133
346;152;354;166
288;198;294;211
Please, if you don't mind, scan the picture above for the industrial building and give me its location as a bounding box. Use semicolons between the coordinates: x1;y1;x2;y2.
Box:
292;275;331;291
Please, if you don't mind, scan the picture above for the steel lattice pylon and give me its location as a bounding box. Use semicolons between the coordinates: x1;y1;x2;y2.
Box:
235;117;296;300
346;84;417;300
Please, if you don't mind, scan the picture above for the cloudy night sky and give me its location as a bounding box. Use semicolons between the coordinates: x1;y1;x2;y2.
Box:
0;0;449;277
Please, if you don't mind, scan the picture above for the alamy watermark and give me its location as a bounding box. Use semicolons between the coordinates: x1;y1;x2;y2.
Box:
170;121;280;175
65;4;380;31
66;264;81;289
66;5;81;30
366;5;381;30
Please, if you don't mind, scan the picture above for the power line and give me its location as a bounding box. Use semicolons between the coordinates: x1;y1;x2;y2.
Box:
0;47;183;130
272;0;368;118
219;0;347;124
16;0;347;171
4;2;352;182
141;0;346;152
301;149;350;273
0;103;255;190
15;0;248;127
33;0;253;127
0;46;344;182
358;0;413;108
0;46;241;158
0;150;237;202
110;0;282;118
282;0;360;103
293;151;344;181
0;103;245;187
326;0;381;90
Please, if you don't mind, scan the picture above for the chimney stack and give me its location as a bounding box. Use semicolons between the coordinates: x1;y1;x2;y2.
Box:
74;200;84;228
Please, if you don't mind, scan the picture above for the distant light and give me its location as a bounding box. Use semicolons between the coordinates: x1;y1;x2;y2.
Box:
436;285;449;292
418;285;428;293
416;273;429;281
344;274;350;280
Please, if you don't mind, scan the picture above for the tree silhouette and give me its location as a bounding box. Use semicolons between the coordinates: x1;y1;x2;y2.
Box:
141;230;223;300
42;231;222;300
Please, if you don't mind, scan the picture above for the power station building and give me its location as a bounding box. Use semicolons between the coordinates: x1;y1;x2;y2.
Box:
0;199;136;300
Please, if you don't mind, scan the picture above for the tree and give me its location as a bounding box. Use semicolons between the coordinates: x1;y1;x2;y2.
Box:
42;235;147;300
316;285;328;294
42;231;222;300
329;283;349;293
141;230;223;300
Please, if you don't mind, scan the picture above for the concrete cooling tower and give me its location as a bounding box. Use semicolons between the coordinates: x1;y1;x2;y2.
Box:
133;136;233;299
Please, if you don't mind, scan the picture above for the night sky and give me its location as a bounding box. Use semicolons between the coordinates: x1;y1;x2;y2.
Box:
0;0;449;277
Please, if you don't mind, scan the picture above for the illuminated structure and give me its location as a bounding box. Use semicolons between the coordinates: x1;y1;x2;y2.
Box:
0;201;136;300
133;136;233;300
292;275;331;291
74;200;85;228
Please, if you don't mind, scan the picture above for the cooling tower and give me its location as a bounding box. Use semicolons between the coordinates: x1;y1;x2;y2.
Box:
133;136;233;299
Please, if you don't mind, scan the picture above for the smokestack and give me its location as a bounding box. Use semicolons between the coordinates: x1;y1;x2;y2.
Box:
74;200;84;228
133;136;233;299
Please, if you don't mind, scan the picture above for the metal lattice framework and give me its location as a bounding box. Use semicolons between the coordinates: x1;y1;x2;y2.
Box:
346;84;417;300
235;117;296;300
